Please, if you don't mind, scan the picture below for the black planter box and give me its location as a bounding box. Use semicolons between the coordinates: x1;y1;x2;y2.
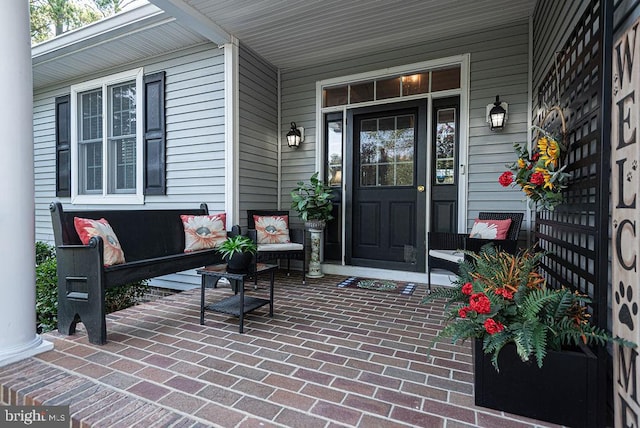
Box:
474;339;598;427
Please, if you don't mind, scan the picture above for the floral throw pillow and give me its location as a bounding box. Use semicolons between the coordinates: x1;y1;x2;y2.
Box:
469;218;512;240
73;217;126;266
254;215;291;244
181;214;227;252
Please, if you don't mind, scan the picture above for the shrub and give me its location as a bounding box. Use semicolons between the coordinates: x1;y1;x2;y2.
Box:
105;282;149;313
36;240;55;264
36;254;58;333
35;241;149;334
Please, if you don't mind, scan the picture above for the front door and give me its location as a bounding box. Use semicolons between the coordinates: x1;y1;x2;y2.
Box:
347;101;426;271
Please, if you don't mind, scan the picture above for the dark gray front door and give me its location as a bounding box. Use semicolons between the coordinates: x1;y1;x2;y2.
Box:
347;101;426;271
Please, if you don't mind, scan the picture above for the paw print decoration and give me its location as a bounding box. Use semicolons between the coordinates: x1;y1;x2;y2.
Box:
615;281;638;331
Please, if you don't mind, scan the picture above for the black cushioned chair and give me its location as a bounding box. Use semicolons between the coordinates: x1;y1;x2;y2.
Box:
247;210;306;284
427;212;524;291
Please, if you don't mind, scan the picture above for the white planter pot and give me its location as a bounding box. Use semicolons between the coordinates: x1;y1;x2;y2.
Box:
305;220;326;278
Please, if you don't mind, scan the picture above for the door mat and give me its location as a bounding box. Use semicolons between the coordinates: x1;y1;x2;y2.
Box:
337;277;417;296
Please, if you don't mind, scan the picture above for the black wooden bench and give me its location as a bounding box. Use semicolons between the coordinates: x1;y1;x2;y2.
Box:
50;201;238;344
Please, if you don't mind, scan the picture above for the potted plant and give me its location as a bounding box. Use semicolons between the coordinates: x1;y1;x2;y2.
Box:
290;172;334;230
216;235;257;273
424;245;634;427
290;172;334;278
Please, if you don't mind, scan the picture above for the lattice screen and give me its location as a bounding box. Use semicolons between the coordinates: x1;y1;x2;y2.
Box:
534;0;609;329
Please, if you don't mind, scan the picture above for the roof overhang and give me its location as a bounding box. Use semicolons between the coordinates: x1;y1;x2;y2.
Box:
32;3;210;91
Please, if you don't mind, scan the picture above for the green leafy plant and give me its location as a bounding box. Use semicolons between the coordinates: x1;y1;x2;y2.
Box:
290;172;334;222
35;241;149;333
36;250;58;334
36;240;55;265
216;235;257;260
424;244;634;370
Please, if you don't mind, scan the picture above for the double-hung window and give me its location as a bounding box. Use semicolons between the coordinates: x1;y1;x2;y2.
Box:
70;68;144;204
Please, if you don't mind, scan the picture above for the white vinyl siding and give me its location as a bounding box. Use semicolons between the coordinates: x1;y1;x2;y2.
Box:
280;20;531;231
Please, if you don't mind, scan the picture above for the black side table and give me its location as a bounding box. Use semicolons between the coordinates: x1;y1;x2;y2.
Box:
197;263;276;333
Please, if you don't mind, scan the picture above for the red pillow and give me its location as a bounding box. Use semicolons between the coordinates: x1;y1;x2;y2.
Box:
469;218;512;240
73;217;126;266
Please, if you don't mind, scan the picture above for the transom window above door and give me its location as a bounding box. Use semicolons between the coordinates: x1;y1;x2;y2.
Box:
323;65;460;108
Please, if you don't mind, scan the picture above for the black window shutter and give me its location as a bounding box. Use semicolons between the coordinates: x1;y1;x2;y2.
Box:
143;71;166;195
55;95;71;197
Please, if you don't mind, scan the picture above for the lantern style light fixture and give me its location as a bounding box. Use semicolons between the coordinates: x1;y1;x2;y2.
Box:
487;95;508;131
286;122;304;148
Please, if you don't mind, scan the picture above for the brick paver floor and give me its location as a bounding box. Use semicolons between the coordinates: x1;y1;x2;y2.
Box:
0;272;562;427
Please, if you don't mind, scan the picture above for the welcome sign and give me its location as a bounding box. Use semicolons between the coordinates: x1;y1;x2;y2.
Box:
612;15;640;428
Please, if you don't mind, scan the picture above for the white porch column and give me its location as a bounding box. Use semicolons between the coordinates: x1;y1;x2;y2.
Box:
224;37;239;226
0;0;53;367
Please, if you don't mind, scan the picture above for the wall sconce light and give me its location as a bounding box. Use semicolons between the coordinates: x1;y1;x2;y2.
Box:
486;95;508;131
286;122;304;148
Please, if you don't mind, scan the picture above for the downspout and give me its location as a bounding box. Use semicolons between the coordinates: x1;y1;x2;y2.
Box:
277;68;282;209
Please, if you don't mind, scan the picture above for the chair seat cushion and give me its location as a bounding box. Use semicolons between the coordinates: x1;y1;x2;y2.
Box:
428;249;464;263
257;243;304;252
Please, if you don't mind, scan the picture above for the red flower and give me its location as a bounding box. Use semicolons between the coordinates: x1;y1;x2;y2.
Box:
484;318;505;334
495;288;514;300
461;282;473;295
498;171;514;187
469;293;491;314
530;172;545;185
531;152;540;161
458;306;471;318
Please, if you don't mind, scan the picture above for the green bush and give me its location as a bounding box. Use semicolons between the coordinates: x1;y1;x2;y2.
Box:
36;255;58;333
35;241;149;334
36;240;55;264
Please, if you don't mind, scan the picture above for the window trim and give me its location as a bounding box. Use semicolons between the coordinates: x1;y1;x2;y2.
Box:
70;68;144;204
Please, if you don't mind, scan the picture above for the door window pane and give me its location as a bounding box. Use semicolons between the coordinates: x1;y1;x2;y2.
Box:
360;114;414;187
435;108;456;185
327;120;343;186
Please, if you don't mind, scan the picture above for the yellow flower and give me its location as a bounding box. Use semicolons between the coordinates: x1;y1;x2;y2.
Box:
538;136;560;167
535;167;554;190
517;158;526;169
537;136;548;152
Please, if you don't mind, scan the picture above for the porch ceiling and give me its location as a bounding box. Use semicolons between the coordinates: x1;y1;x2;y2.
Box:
32;0;537;91
151;0;537;70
